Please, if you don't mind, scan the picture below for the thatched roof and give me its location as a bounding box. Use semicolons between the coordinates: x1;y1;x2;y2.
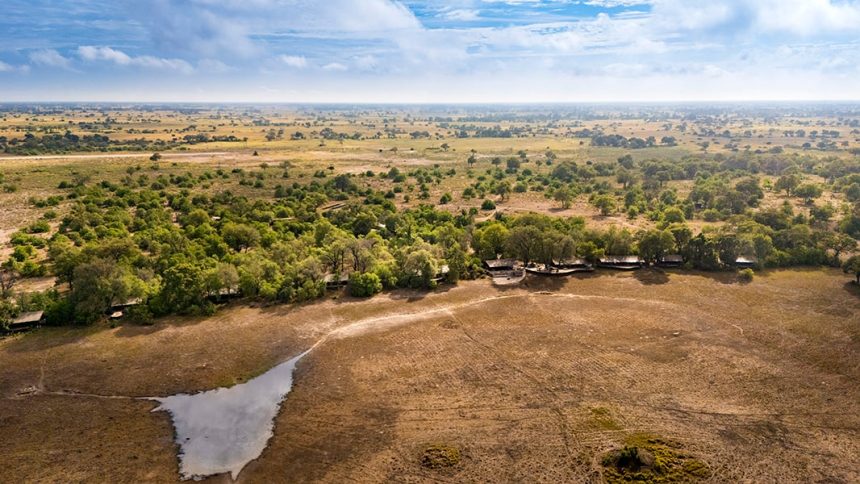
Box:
484;258;517;270
600;256;642;264
12;311;43;325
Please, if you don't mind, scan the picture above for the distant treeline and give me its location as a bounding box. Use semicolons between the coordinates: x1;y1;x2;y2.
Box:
0;131;244;155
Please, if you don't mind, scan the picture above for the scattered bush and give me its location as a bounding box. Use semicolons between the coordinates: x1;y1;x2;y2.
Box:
349;272;382;298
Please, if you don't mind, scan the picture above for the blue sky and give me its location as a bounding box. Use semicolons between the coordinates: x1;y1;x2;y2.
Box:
1;0;859;102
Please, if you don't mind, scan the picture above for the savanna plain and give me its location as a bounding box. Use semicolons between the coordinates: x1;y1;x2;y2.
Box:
1;104;859;483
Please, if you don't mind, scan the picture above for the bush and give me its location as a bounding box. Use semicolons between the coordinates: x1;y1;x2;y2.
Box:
702;209;722;222
738;268;754;283
126;305;154;325
421;444;461;469
481;199;496;210
349;272;382;298
26;220;51;234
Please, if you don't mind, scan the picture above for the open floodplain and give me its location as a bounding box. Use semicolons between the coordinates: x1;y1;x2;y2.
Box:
2;269;858;482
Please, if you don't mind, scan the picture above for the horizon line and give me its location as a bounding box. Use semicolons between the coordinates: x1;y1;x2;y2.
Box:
3;100;860;106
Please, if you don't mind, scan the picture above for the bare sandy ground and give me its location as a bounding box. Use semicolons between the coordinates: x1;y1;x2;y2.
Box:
1;269;859;482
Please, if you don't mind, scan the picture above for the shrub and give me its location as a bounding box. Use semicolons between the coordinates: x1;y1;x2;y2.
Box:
421;444;461;469
481;199;496;210
126;304;154;325
26;220;51;234
738;268;754;283
349;272;382;298
702;209;722;222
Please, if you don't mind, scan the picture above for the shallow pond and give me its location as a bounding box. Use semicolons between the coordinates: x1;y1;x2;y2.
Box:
151;349;312;480
148;295;515;480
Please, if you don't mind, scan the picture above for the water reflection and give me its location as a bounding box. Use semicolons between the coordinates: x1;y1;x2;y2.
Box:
151;349;312;480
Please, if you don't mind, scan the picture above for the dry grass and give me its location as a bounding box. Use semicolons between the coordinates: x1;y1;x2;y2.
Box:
1;269;858;482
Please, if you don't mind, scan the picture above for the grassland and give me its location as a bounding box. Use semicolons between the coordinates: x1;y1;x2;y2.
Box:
0;104;859;482
1;269;858;482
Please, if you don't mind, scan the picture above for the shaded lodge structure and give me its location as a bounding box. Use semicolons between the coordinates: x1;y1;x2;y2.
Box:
598;256;644;270
108;298;143;320
484;258;525;284
324;274;349;290
526;265;581;276
735;256;758;268
551;258;595;272
658;254;684;268
112;298;142;311
7;311;44;333
483;258;517;272
432;264;450;283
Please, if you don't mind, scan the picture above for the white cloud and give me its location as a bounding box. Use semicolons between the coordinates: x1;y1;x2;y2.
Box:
29;49;72;69
198;58;230;72
650;0;860;36
0;60;29;74
78;45;132;64
279;55;308;68
322;62;348;71
583;0;652;6
352;55;379;70
78;46;194;73
443;9;481;21
124;0;422;61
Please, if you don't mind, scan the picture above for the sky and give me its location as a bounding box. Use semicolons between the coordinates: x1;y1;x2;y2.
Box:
1;0;860;103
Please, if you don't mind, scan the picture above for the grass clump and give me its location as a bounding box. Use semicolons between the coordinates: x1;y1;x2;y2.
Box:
421;444;461;469
601;434;710;483
590;406;622;431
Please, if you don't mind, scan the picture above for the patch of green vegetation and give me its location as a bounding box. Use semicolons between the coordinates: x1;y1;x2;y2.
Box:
601;434;711;483
420;444;461;470
590;406;622;431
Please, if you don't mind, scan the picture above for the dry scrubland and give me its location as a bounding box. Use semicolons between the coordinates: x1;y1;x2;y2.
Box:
0;107;855;242
1;270;859;482
1;105;859;482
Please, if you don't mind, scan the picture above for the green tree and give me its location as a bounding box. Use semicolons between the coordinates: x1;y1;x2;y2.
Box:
48;236;82;288
348;272;383;297
467;153;477;167
662;207;685;224
825;233;857;262
495;181;512;201
70;259;146;324
399;249;439;289
638;229;675;265
472;222;510;260
593;195;617;216
843;255;860;284
506;225;543;263
204;262;240;297
774;174;801;197
554;187;574;209
222;222;261;252
153;260;206;315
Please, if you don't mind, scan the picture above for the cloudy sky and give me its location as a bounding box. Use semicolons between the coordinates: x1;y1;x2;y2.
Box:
1;0;859;102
